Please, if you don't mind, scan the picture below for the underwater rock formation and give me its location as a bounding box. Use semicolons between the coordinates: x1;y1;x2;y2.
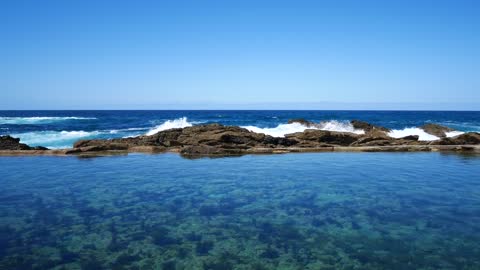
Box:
1;121;480;156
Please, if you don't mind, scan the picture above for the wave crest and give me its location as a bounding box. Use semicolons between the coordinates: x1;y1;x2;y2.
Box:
388;128;440;141
12;130;100;149
388;128;466;141
146;117;193;135
242;120;365;137
445;131;465;137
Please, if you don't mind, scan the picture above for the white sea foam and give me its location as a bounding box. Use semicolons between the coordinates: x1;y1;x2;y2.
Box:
12;130;100;149
107;127;149;134
445;131;465;137
242;120;364;137
316;120;365;134
146;117;193;135
388;128;440;141
242;123;308;137
388;128;466;141
0;116;96;125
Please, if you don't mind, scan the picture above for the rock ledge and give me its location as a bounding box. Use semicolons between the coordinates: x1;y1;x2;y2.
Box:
1;121;479;157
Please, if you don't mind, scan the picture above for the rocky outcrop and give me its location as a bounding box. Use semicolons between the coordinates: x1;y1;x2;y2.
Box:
421;123;454;138
0;135;48;150
1;121;478;157
286;130;360;146
351;120;390;132
72;124;298;156
433;132;480;145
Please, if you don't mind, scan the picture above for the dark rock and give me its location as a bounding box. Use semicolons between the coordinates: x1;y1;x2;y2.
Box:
287;118;315;127
400;135;419;141
351;137;392;146
350;129;392;146
180;145;242;156
433;132;480;145
75;124;299;156
0;135;48;150
351;120;390;132
32;146;49;150
286;130;360;146
262;136;298;147
421;123;455;138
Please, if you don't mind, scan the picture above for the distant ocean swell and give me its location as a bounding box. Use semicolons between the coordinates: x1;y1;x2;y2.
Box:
4;116;475;149
0;116;96;125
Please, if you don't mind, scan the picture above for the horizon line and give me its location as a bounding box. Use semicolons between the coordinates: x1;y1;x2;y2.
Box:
1;109;480;112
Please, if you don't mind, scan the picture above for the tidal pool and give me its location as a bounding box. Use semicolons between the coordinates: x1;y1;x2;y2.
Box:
0;152;479;269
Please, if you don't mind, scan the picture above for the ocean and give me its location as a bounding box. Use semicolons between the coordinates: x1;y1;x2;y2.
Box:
1;111;480;269
1;110;480;148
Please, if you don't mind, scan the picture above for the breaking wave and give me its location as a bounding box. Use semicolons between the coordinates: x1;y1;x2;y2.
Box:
388;128;465;141
0;116;96;125
242;120;365;137
445;131;465;137
146;117;193;135
11;130;101;149
388;128;439;141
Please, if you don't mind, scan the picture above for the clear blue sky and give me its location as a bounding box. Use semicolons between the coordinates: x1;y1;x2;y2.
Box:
1;0;479;110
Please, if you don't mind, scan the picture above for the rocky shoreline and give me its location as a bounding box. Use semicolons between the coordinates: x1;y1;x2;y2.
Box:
1;120;480;157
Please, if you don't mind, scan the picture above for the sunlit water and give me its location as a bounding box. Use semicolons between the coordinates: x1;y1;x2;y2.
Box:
1;152;479;269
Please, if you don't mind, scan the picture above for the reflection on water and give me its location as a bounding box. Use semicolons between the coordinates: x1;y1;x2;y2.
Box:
0;153;479;269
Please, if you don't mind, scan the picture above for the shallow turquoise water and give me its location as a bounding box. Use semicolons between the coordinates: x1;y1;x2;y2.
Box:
1;153;480;269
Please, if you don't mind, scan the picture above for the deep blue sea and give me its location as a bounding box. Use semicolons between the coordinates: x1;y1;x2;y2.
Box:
1;111;480;269
1;110;480;148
